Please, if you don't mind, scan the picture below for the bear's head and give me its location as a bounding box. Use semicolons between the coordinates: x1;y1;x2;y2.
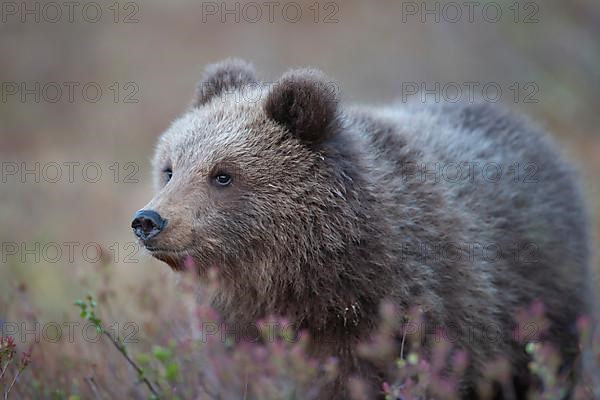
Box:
132;59;370;306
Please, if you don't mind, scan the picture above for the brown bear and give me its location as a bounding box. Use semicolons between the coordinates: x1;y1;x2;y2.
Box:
131;59;594;398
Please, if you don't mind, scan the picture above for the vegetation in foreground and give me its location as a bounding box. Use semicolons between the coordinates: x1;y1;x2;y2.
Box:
1;260;598;399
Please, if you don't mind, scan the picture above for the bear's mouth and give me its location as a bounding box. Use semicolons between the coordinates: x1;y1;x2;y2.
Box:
151;251;185;271
145;247;194;272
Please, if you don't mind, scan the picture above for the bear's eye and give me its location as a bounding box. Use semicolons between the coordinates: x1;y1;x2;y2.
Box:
214;172;233;187
163;167;173;182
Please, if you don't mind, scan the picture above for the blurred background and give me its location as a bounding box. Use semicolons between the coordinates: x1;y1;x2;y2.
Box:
1;0;599;397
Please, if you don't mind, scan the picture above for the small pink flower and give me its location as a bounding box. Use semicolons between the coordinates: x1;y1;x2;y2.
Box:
20;347;32;369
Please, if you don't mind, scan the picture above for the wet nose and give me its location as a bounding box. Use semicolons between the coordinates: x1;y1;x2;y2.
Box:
131;210;166;241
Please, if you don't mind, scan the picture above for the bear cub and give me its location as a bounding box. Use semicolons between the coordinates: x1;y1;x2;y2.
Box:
132;59;593;399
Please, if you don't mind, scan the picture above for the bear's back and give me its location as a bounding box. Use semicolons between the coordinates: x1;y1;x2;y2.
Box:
347;101;592;356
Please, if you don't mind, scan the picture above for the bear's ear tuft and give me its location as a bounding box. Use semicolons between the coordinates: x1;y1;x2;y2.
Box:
265;69;339;144
192;58;258;107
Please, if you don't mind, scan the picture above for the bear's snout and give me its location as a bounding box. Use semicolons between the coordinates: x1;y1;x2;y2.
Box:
131;209;167;243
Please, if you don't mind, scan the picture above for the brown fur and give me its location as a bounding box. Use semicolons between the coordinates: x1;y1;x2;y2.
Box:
134;59;594;399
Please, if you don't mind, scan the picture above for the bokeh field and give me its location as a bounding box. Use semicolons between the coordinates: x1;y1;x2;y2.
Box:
1;0;600;398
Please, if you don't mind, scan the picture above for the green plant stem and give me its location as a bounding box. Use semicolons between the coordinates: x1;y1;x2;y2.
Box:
3;367;23;400
84;376;103;400
0;362;9;381
103;330;161;398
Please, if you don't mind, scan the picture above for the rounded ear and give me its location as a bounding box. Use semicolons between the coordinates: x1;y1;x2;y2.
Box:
192;58;258;107
264;69;339;144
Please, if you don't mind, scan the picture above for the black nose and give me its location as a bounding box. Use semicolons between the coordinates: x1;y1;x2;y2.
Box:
131;210;166;241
